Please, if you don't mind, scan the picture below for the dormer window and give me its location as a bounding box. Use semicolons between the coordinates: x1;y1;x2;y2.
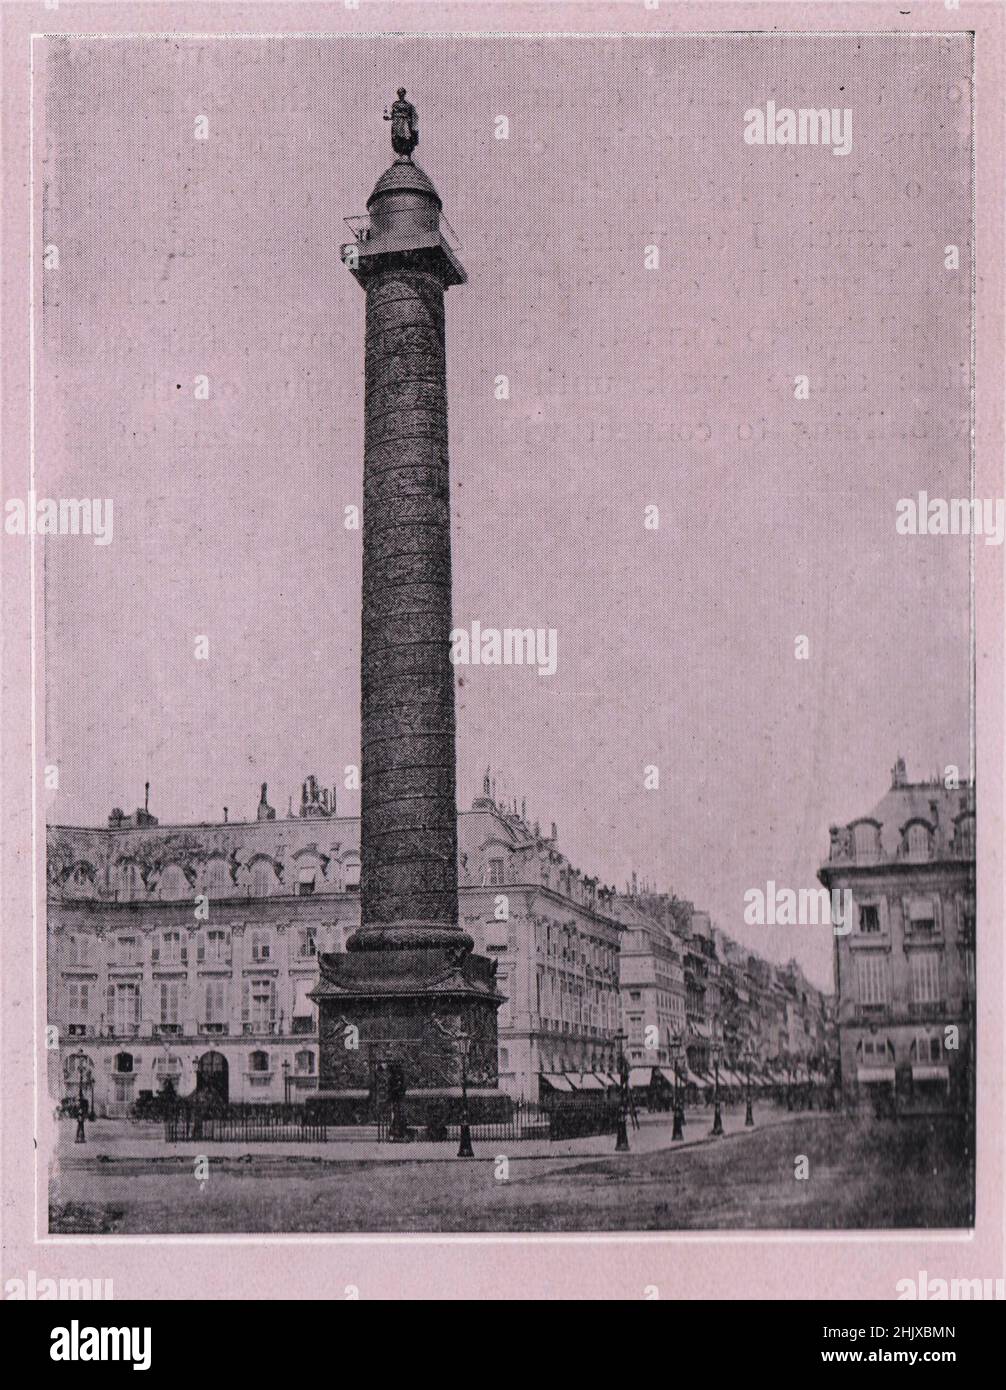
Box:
853;822;880;863
906;823;931;862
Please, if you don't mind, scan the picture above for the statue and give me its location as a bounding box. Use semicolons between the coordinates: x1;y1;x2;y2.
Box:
384;87;419;158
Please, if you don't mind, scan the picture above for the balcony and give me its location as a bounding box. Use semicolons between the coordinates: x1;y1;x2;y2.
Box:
153;1023;182;1036
242;1021;278;1036
199;1023;229;1036
909;1001;946;1022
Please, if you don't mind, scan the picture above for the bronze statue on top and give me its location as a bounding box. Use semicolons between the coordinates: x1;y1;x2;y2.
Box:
384;87;419;158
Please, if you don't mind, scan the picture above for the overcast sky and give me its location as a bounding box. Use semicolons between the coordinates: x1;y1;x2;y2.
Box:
38;33;973;989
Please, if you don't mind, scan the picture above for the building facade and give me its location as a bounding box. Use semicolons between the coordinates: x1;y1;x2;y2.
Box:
46;780;623;1113
819;757;976;1112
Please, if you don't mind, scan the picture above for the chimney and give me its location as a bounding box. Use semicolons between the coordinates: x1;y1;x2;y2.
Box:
144;782;150;812
223;807;228;823
891;755;907;788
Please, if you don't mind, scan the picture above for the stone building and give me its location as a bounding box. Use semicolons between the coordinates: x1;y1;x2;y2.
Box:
46;780;623;1113
610;895;687;1066
818;757;976;1112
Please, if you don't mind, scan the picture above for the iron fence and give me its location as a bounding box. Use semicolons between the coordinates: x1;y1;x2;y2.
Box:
376;1098;618;1143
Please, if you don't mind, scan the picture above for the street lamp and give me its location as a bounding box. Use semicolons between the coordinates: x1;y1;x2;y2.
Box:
742;1039;755;1128
613;1031;630;1152
282;1057;291;1107
70;1049;91;1143
710;1038;724;1137
670;1029;686;1142
433;1015;475;1158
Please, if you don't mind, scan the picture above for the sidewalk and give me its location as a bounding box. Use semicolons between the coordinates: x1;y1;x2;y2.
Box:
55;1102;814;1167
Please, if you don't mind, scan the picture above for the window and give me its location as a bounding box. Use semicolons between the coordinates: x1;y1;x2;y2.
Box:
853;823;880;863
206;858;231;897
244;978;276;1032
911;951;942;1005
912;1033;943;1063
294;1049;314;1075
119;863;143;901
296;868;316;897
956;816;975;857
64;979;90;1023
858;905;880;935
249;1050;270;1073
906;824;931;862
114;1051;134;1074
251;931;272;962
154;931;185;966
108;982;141;1033
64;934;92;967
488;858;504;886
297;927;317;959
857;955;890;1007
292;981;315;1034
157;865;190;901
115;935;139;967
203;979;227;1030
251;860;274;895
343;859;361;891
159;980;182;1029
499;1047;510;1071
199;929;230;964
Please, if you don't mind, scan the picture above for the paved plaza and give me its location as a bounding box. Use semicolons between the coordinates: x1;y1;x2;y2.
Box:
48;1108;973;1234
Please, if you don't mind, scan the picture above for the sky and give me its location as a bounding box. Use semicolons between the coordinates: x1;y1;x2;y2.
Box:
37;33;973;989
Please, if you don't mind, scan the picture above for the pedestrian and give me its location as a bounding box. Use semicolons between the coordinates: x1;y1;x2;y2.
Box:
74;1095;87;1144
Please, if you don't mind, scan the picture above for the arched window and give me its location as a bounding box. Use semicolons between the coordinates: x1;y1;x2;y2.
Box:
853;823;879;863
906;823;931;862
205;858;231;897
119;862;143;902
157;865;190;901
251;860;274;896
249;1050;270;1073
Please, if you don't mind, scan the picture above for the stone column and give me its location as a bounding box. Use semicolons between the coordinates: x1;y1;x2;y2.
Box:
360;265;458;941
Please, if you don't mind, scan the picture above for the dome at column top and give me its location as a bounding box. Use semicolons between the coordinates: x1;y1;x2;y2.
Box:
367;157;442;210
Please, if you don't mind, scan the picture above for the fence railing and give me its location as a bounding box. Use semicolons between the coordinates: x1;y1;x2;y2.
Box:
376;1098;619;1143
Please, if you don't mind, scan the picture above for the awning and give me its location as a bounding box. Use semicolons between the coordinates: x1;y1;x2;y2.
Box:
690;1021;711;1039
628;1067;654;1088
658;1067;678;1085
573;1073;605;1091
857;1065;896;1083
912;1064;950;1085
597;1072;620;1088
687;1068;710;1087
540;1073;574;1093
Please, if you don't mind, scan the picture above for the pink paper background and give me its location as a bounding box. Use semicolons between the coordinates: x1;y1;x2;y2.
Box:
2;1;1003;1300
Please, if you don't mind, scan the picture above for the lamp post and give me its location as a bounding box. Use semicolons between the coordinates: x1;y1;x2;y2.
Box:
433;1015;475;1158
710;1038;724;1137
670;1030;685;1141
282;1057;291;1107
70;1049;90;1143
742;1040;755;1127
614;1031;630;1152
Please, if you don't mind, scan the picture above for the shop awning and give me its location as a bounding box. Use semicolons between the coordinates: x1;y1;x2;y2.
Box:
687;1068;710;1087
540;1073;574;1093
690;1021;711;1039
658;1067;678;1085
857;1065;896;1083
628;1067;654;1088
573;1073;605;1091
